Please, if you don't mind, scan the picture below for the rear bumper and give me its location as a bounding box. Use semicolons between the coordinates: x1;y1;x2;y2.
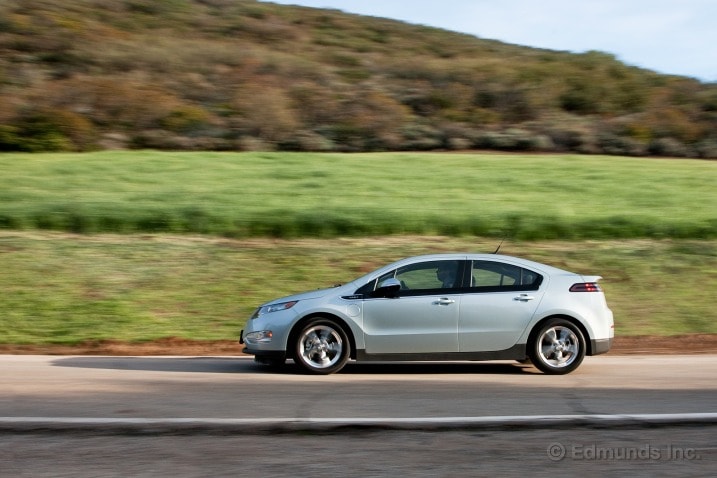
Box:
590;337;613;355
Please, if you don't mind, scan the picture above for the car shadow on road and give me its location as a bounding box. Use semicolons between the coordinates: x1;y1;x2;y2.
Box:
51;356;253;374
51;356;537;375
341;361;537;375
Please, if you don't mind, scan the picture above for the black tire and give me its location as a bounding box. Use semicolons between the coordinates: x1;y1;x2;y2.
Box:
293;317;350;375
528;318;586;375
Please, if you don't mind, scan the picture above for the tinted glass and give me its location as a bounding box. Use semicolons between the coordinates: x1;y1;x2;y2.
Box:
470;261;542;290
396;260;461;290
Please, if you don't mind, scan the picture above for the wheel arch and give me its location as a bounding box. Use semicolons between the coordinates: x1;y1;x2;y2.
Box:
528;314;593;355
287;313;358;360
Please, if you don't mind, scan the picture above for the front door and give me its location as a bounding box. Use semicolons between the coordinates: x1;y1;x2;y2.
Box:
362;259;463;354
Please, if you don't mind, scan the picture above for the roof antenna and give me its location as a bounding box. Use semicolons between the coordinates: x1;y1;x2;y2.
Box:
492;237;505;254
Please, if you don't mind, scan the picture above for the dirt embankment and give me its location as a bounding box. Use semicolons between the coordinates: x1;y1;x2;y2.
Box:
1;335;715;356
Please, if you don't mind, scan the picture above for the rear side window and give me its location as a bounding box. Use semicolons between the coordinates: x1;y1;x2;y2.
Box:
470;261;542;291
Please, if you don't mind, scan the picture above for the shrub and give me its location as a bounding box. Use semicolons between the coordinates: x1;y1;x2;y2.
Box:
0;107;96;152
6;112;75;152
598;133;647;157
160;105;213;134
232;84;299;144
400;123;443;150
278;130;334;152
474;129;543;151
696;139;717;159
236;136;275;152
0;125;21;151
131;130;185;150
446;137;471;150
648;138;694;158
559;80;604;114
40;109;96;151
545;125;598;154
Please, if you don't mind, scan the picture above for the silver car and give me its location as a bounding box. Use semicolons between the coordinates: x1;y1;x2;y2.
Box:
240;253;614;374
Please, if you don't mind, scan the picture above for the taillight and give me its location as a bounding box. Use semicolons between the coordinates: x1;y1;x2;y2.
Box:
570;282;602;292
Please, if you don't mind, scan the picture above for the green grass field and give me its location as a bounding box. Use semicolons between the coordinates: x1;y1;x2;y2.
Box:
1;151;715;345
1;232;716;344
1;151;715;239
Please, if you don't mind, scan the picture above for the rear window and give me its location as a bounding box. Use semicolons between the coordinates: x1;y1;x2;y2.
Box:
470;260;542;291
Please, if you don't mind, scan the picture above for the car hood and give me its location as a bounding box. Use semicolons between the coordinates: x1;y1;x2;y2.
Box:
262;285;344;306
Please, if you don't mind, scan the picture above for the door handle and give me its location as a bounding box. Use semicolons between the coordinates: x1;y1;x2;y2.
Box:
435;298;456;305
514;294;535;302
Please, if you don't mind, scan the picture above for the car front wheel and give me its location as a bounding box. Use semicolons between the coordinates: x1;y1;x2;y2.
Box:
293;318;350;374
529;318;586;375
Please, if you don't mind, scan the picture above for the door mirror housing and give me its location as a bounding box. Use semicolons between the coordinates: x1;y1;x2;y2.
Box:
374;278;401;298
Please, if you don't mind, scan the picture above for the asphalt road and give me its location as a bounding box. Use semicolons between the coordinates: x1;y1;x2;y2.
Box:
1;354;716;420
1;354;715;477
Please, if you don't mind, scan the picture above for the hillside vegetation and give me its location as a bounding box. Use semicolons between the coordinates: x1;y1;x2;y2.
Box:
1;0;716;157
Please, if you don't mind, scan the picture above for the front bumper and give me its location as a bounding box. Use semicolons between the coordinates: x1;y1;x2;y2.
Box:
240;317;291;352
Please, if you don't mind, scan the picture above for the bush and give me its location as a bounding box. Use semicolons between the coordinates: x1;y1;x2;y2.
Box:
2;107;97;152
648;138;694;157
696;139;717;159
399;123;443;150
236;136;275;152
6;112;75;152
446;137;472;150
131;130;186;150
278;130;334;151
559;81;603;114
545;126;598;154
0;125;21;151
474;129;545;151
160;105;213;134
598;133;647;157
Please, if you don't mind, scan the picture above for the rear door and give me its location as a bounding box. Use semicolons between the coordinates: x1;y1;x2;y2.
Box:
458;260;545;352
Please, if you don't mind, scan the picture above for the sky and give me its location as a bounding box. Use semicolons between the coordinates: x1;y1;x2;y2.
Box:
262;0;717;83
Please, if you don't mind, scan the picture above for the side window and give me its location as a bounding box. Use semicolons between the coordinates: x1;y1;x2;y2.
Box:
470;261;542;291
354;279;377;296
396;260;461;292
354;260;464;297
353;271;398;296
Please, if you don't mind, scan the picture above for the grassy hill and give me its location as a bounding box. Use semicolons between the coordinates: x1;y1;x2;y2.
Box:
0;0;716;157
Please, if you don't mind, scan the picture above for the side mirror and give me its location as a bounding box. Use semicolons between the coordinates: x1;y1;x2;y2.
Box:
374;278;401;298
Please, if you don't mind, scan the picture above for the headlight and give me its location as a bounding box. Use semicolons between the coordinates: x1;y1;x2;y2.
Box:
245;330;273;343
258;300;298;316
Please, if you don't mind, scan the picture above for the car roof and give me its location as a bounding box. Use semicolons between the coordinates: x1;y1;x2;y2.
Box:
352;253;574;284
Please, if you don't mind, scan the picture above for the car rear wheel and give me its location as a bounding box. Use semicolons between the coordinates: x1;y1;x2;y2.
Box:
529;318;585;375
293;318;350;375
